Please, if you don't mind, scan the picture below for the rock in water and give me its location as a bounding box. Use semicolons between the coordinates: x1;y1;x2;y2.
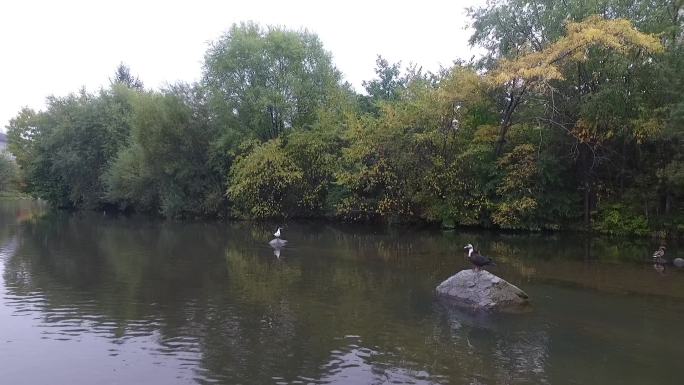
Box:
674;258;684;268
436;269;530;312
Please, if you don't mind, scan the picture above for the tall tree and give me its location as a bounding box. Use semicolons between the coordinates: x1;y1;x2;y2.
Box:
203;22;341;141
110;63;144;90
105;84;224;217
6;86;135;208
363;55;405;102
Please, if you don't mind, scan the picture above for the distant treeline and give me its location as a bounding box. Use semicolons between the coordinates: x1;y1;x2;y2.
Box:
6;0;684;237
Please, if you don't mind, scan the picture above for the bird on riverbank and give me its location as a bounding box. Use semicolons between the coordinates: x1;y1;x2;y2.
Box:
652;246;667;265
463;244;495;271
274;227;283;238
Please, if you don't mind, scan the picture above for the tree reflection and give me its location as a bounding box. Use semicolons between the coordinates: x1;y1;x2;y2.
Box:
1;210;682;384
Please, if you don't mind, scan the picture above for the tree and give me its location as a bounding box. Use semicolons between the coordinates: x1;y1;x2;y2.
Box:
469;0;682;233
227;139;303;219
6;86;135;208
363;55;405;102
0;154;18;192
6;107;39;173
105;85;224;217
336;67;493;223
487;16;663;156
204;22;341;141
110;63;144;90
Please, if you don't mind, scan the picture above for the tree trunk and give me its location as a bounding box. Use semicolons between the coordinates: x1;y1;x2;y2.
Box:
495;123;511;156
495;86;526;156
583;235;593;261
584;181;591;229
580;142;595;231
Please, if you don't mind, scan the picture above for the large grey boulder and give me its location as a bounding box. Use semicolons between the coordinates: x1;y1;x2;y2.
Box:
436;269;530;312
674;258;684;268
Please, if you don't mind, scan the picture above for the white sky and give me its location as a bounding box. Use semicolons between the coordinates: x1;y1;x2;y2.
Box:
0;0;485;131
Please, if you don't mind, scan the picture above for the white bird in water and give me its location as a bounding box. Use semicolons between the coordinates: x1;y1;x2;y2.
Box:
269;228;286;259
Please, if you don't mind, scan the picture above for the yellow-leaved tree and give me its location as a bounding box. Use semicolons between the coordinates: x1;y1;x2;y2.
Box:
489;15;663;155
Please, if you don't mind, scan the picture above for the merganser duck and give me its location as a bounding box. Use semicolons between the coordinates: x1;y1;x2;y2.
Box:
652;246;668;265
463;243;495;271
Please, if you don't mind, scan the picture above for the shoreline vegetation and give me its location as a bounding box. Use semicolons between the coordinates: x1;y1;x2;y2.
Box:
4;0;683;238
0;192;32;200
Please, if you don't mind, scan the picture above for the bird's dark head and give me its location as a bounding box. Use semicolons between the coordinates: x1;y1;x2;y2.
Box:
659;245;666;250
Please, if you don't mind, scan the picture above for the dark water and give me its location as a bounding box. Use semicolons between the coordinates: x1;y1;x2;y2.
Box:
0;201;682;385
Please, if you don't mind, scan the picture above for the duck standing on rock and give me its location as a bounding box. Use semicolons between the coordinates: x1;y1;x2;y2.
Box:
464;244;495;271
652;246;668;265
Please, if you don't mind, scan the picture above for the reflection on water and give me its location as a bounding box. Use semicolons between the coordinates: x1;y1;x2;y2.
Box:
269;238;288;259
0;200;682;384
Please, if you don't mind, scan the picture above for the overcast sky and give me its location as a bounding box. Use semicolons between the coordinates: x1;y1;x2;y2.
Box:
0;0;485;131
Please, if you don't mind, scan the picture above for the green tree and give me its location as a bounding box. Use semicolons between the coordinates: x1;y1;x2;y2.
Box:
227;139;303;219
6;86;135;208
204;22;341;141
336;67;493;224
110;63;144;90
0;154;18;192
363;56;405;100
105;85;224;217
470;0;682;234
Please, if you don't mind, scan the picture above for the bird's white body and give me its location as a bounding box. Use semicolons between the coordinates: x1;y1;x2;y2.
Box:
274;227;282;238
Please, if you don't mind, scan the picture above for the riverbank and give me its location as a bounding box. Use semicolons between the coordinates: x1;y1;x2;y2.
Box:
24;198;684;242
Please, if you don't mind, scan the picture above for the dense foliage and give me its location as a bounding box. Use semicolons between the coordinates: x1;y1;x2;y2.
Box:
0;152;19;193
6;2;684;237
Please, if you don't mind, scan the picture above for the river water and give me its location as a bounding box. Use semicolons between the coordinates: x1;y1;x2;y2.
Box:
0;200;682;385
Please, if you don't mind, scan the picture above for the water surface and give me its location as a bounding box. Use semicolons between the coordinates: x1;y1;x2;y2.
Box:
0;200;682;384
